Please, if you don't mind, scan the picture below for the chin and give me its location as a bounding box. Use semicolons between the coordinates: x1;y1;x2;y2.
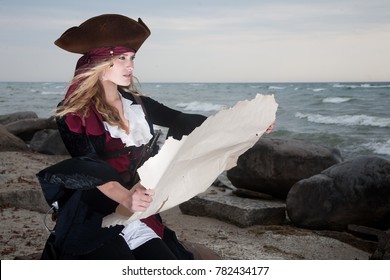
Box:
119;81;132;87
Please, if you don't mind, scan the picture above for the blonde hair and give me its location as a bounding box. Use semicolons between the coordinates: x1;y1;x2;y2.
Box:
56;59;140;131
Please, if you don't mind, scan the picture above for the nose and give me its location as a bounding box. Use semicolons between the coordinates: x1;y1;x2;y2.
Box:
127;60;134;71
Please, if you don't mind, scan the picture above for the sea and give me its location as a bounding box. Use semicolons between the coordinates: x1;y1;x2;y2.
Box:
0;81;389;161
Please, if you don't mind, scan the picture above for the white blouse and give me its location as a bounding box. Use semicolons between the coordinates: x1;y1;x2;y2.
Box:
103;94;153;147
103;94;159;249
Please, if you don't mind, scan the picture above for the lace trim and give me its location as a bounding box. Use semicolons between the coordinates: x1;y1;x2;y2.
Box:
103;95;152;147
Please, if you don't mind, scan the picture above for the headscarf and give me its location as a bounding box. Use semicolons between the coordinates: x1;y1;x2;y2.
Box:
75;46;135;72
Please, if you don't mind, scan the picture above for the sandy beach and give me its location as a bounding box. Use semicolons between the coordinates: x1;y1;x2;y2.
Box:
0;151;374;260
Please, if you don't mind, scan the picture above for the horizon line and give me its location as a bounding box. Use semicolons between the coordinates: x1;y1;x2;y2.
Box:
1;80;390;84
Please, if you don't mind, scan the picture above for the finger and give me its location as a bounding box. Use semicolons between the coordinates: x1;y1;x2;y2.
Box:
133;186;148;197
140;194;153;203
134;201;151;211
144;189;155;197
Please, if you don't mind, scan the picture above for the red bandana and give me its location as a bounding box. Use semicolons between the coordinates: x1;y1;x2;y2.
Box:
75;46;135;71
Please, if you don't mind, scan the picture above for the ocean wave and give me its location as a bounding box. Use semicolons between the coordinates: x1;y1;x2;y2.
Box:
311;88;325;92
175;101;225;112
250;85;264;89
295;112;390;128
268;86;285;90
322;97;351;103
332;83;390;89
362;139;390;156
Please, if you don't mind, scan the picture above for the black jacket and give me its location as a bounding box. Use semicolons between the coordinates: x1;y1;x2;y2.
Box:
38;89;206;257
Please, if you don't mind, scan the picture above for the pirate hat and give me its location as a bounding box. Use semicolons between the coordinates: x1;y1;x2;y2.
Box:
55;14;151;54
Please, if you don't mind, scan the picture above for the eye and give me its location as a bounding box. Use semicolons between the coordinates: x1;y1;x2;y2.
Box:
131;55;136;61
118;55;126;60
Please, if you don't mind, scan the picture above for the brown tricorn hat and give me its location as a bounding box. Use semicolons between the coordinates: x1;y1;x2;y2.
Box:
55;14;151;54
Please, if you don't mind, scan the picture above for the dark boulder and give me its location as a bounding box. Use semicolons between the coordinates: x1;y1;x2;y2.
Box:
0;125;28;151
30;129;69;155
5;117;57;141
227;137;343;198
286;156;390;231
0;111;38;125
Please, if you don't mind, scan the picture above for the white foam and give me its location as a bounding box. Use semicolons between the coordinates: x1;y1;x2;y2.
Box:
322;97;351;103
295;112;390;128
268;86;285;90
332;83;390;89
312;88;325;92
362;140;390;156
176;101;225;112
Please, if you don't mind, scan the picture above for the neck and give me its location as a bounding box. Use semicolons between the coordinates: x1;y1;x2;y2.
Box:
101;80;120;103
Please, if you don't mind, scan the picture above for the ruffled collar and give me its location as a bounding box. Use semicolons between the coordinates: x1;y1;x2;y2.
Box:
103;95;152;147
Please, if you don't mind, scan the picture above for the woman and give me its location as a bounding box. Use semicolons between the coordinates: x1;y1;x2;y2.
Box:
38;14;206;260
39;14;275;260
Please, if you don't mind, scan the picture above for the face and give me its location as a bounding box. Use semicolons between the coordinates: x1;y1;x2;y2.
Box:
101;51;136;86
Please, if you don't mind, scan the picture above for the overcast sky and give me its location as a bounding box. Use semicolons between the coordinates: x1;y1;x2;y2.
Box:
0;0;389;83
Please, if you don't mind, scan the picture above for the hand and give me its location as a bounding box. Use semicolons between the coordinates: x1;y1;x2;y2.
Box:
122;182;155;213
264;121;275;134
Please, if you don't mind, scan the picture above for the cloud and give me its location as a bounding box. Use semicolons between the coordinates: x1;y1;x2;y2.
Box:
1;0;389;82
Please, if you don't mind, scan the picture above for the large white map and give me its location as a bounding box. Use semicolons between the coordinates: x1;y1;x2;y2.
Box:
102;94;278;227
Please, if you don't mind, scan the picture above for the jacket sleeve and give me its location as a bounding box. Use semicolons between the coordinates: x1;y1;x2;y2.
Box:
141;95;207;140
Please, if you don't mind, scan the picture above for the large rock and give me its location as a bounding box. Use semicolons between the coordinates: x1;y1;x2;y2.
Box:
227;137;343;198
286;156;390;231
30;129;69;155
5;117;57;141
179;187;286;227
0;125;28;151
0;111;38;125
